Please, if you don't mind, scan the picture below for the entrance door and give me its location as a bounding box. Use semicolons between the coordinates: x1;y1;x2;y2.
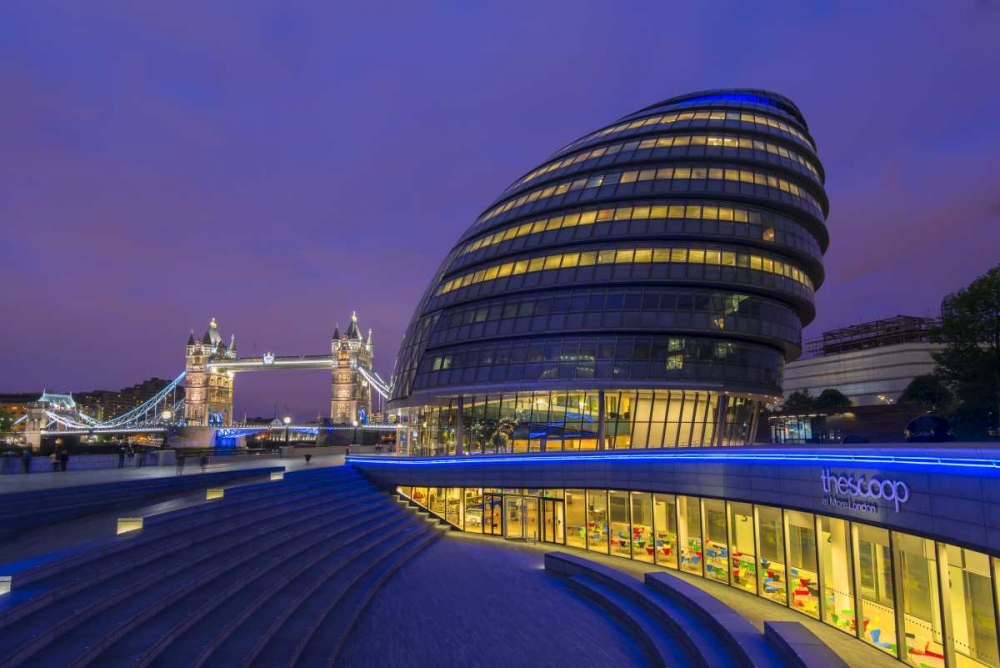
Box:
523;497;540;542
505;496;523;539
542;498;565;545
484;494;503;535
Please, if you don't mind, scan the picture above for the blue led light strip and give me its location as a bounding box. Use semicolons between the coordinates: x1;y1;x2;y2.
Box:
348;450;1000;472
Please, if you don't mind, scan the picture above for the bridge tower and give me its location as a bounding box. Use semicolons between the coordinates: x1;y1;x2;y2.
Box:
183;318;237;426
330;311;373;424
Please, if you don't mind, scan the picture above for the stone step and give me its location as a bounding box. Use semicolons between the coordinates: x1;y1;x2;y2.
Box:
194;516;428;668
5;494;399;668
297;524;444;667
248;523;436;668
0;491;385;666
131;507;414;668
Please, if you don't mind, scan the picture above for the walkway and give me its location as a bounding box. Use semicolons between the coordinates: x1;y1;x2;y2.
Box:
336;532;648;668
0;453;343;494
432;533;899;668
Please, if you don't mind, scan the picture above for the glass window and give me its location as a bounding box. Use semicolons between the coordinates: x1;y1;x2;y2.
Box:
678;495;703;576
411;487;428;508
631;492;654;563
944;545;999;668
728;502;756;594
565;489;587;550
756;506;787;605
609;491;631;558
587;490;609;554
894;533;943;663
785;510;819;619
463;488;483;533
703;498;729;584
445;488;462;527
819;516;856;633
653;493;678;569
428;487;446;517
854;524;898;655
484;492;503;535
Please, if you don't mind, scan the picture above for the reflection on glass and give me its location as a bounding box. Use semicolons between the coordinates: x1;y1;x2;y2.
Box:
565;489;587;550
652;493;678;569
631;492;654;563
894;533;942;665
854;524;897;655
785;510;819;619
819;516;855;632
678;496;702;575
463;488;483;533
944;545;999;668
702;499;729;584
587;490;609;554
728;501;756;593
609;491;631;557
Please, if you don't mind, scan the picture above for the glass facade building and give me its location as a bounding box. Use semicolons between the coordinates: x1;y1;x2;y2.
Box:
390;89;829;453
391;481;1000;668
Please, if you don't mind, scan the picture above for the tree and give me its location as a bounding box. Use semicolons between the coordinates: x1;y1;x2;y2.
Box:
814;389;853;411
934;266;1000;437
898;374;953;411
783;390;814;412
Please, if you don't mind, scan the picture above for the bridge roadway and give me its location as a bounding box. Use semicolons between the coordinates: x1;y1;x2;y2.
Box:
206;354;334;372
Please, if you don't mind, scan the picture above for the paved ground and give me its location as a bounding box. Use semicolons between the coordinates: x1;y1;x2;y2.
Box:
336;531;649;668
422;533;899;668
0;454;343;493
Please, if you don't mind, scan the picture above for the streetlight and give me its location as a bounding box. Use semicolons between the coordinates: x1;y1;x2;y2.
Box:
352;420;359;447
283;416;291;444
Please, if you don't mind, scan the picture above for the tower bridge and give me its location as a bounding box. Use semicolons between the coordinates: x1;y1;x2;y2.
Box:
183;312;388;427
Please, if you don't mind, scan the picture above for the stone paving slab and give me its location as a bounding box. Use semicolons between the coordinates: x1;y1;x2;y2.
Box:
335;532;648;668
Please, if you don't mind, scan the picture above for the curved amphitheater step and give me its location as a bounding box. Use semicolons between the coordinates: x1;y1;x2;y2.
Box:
545;551;850;668
0;466;443;668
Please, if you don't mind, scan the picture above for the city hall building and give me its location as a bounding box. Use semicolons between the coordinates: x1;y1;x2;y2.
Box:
357;90;1000;668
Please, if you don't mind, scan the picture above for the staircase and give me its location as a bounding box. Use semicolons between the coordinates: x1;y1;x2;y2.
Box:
0;466;443;668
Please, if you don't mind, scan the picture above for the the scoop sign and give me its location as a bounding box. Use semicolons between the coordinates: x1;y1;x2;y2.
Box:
821;469;910;512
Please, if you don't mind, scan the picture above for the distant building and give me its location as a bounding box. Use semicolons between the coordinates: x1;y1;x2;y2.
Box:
330;312;374;425
783;315;941;406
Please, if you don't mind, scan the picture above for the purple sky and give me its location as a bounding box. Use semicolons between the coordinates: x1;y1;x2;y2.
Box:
2;2;999;420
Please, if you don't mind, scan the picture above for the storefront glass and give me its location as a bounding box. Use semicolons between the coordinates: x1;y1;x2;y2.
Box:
756;505;787;604
653;493;678;569
397;484;1000;668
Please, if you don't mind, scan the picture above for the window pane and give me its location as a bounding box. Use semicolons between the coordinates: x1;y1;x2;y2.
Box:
854;524;897;654
786;509;819;619
728;502;756;594
631;492;654;563
587;490;609;554
609;491;631;558
895;533;943;661
819;516;855;632
758;506;788;605
678;495;702;576
566;489;587;550
653;493;678;569
703;498;729;584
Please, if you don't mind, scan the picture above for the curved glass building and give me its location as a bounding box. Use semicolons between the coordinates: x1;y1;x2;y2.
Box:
391;89;828;454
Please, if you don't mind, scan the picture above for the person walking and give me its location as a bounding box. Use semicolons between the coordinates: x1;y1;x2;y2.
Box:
60;449;69;472
49;451;58;472
118;446;126;469
21;448;32;474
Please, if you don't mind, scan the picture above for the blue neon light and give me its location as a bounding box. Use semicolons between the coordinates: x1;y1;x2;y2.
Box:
348;450;1000;473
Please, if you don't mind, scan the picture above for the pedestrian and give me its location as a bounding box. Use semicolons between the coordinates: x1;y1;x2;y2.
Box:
60;449;69;472
50;450;58;472
175;453;185;475
21;448;32;474
118;446;126;468
199;454;208;473
304;453;312;464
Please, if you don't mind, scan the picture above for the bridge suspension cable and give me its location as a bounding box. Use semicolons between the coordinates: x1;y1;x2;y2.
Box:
355;365;392;401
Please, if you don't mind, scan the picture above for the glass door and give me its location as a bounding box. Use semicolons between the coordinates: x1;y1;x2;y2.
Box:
523;497;540;541
542;498;565;545
505;496;523;539
484;494;503;535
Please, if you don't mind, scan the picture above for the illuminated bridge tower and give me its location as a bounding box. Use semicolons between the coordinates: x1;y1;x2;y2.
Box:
330;311;374;424
184;318;237;426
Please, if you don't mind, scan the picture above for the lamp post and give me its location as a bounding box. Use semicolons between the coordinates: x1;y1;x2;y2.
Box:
283;416;291;444
352;420;359;447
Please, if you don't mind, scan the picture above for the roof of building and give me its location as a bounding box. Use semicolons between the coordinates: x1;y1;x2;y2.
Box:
345;311;363;341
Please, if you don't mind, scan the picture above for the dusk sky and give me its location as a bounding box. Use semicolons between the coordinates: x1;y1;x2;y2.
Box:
2;2;999;420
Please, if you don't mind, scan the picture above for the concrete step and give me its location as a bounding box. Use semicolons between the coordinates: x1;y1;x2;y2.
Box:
297;524;444;667
6;493;397;668
0;480;378;609
566;574;690;668
71;502;407;668
194;515;426;668
0;491;385;666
